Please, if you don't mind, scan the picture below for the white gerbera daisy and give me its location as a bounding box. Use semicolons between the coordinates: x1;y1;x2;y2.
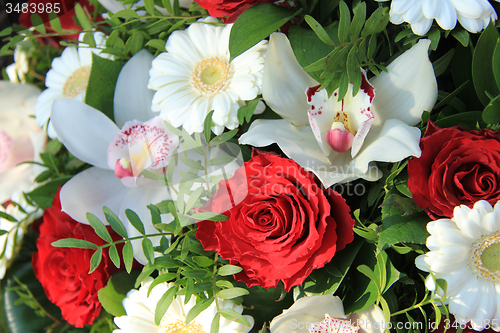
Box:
0;191;41;279
6;46;29;84
376;0;500;35
114;277;254;333
34;32;112;139
416;200;500;331
148;18;267;135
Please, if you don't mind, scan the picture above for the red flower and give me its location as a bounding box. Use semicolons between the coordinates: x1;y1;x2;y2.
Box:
32;190;122;328
196;150;355;291
408;121;500;219
19;0;96;48
195;0;277;23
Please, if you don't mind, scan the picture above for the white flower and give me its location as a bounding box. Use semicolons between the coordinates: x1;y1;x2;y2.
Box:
114;277;254;333
98;0;193;15
375;0;500;35
6;46;29;84
0;81;46;204
239;33;438;187
35;31;112;139
269;295;385;333
0;191;41;279
148;18;267;135
51;50;176;264
416;200;500;331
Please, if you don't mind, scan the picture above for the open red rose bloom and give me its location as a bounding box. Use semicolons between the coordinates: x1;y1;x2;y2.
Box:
32;190;122;328
196;150;355;291
408;121;500;219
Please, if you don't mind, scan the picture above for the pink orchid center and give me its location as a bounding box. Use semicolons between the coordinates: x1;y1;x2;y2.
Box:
0;130;13;168
325;122;354;153
108;117;179;180
308;314;359;333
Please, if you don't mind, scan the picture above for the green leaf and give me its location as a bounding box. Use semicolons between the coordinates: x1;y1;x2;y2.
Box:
98;271;140;316
350;2;366;41
434;111;483;129
0;212;17;222
237;98;260;125
86;213;113;243
51;238;98;249
26;176;72;209
146;39;167;52
203;110;214;143
125;209;146;235
451;27;470;47
181;269;210;279
83;31;96;48
347;44;361;96
338;71;349;101
191;212;229;221
143;0;155;15
155;286;178;325
323;238;363;294
433;48;455;77
207;155;236;166
229;4;298;62
85;53;125;120
220;308;251;327
211;312;220;333
483;95;500;124
217;287;249;299
493;39;500;91
109;244;121;269
89;248;103;273
147;273;177;296
472;22;500;106
338;1;351;43
186;298;214;324
210;129;238;145
378;212;430;250
192;256;214;267
112;9;139;19
304;15;335;45
123;241;134;274
218;265;243;276
31;14;46;34
125;32;144;56
48;13;62;32
74;3;92;30
142;238;155;264
361;6;389;37
103;207;128;238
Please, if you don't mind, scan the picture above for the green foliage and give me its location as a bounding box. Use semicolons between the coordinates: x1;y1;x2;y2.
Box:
473;22;500;106
229;4;299;62
85;54;126;121
98;271;140;316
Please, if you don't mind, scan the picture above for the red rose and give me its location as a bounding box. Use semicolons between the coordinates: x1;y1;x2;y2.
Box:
408;121;500;219
195;0;277;23
196;150;355;291
32;190;122;327
19;0;96;48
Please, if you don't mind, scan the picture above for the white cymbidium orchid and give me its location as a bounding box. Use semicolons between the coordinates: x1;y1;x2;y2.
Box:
239;33;438;187
51;50;176;265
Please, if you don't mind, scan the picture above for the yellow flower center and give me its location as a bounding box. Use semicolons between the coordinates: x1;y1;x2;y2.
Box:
62;66;91;99
191;57;230;96
470;231;500;281
161;319;206;333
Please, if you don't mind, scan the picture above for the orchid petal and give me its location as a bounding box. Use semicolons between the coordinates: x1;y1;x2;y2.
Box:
118;186;173;265
307;87;338;156
348;304;386;333
51;99;120;169
0;165;33;204
239;119;331;168
351;119;422;173
114;49;156;128
262;33;318;126
60;167;128;224
370;39;437;126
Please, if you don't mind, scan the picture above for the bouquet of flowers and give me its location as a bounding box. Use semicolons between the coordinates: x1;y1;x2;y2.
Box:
1;0;500;332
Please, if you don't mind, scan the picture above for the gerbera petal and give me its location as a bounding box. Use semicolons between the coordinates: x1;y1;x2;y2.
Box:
59;167;128;224
422;0;440;18
370;39;437;126
410;16;434;35
262;33;318;127
51;99;120;169
435;0;458;30
114;49;156;128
